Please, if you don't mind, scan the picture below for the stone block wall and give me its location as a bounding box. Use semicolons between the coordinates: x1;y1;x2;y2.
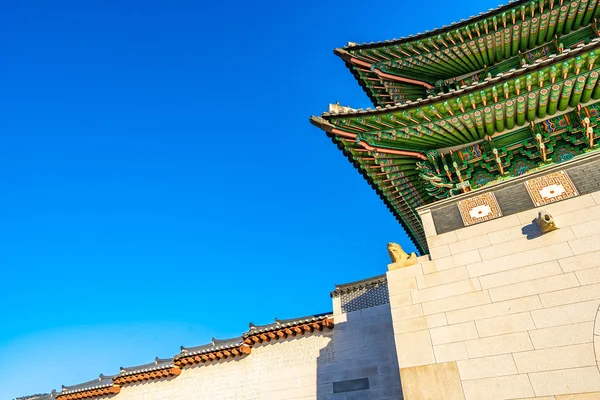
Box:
320;278;403;399
116;332;333;400
390;190;600;400
82;279;401;400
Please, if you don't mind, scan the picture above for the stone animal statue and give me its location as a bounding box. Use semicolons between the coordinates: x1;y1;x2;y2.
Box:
387;242;418;270
536;210;558;233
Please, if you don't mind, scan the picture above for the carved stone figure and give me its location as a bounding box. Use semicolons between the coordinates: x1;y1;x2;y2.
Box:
536;210;558;233
387;242;418;270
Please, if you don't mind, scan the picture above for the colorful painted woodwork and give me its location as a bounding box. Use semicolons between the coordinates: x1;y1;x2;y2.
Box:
311;0;600;253
337;0;600;105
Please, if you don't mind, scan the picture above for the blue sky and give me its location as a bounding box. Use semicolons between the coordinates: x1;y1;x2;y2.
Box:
0;0;499;398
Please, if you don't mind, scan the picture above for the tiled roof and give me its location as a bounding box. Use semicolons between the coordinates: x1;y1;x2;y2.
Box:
312;37;600;255
331;275;387;298
113;357;181;385
244;313;333;336
56;374;120;400
174;336;248;366
24;310;334;400
323;39;600;118
177;337;243;357
243;313;334;345
60;375;114;394
341;0;529;51
15;395;54;400
119;357;174;375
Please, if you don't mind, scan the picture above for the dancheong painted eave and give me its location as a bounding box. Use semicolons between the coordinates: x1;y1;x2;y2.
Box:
314;12;600;254
338;0;600;105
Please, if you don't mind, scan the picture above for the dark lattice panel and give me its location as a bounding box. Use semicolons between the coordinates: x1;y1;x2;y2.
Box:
340;282;389;313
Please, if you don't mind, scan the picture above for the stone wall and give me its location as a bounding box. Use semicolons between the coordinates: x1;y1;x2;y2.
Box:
116;332;333;400
390;189;600;400
321;278;403;399
91;280;401;400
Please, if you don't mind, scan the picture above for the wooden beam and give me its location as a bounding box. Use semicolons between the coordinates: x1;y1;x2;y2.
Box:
171;366;182;375
276;330;287;339
240;345;252;354
109;386;121;394
303;324;313;333
312;322;322;331
259;333;270;342
231;348;239;355
267;332;277;340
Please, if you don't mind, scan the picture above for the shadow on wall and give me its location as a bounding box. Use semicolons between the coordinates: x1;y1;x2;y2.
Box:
521;220;542;240
316;285;404;400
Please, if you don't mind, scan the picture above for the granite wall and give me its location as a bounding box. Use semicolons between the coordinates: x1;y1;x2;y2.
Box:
98;279;401;400
390;184;600;400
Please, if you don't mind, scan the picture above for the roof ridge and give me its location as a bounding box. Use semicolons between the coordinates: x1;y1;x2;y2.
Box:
331;275;387;298
60;374;114;393
340;0;530;51
242;313;333;336
119;357;174;373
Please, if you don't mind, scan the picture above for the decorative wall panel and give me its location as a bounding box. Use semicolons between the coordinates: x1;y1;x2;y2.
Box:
457;192;503;226
338;281;389;313
525;171;579;206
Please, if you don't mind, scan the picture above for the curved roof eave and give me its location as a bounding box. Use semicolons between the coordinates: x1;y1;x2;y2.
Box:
325;38;600;119
309;121;427;254
341;0;532;51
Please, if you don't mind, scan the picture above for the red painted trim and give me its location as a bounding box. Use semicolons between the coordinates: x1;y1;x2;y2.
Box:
348;57;435;90
330;128;427;160
374;69;435;90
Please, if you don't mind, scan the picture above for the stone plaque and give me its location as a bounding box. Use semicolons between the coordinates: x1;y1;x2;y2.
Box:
458;192;502;226
525;171;578;206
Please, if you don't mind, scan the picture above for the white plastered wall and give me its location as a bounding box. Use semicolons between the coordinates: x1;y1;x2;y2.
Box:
116;332;333;400
104;287;402;400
